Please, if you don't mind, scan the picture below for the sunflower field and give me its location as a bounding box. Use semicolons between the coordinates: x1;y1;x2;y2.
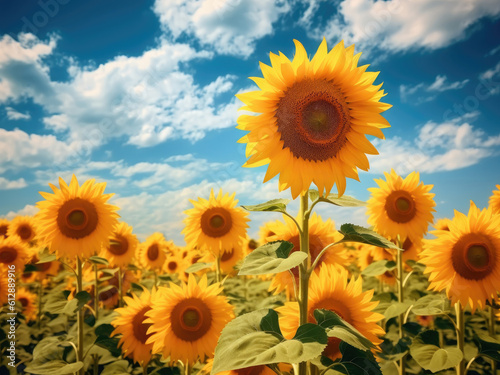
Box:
2;39;500;375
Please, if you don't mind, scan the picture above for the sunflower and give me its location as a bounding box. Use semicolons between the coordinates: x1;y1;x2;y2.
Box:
7;216;37;245
145;274;234;365
112;289;155;365
99;269;137;309
202;245;245;276
367;170;435;244
100;222;139;268
137;233;168;271
259;221;280;245
0;273;8;305
244;236;259;256
236;39;391;199
357;244;396;286
433;218;451;231
277;265;384;360
0;219;10;238
488;185;500;215
420;201;500;312
17;287;38;321
25;254;60;282
183;189;249;255
36;175;119;259
0;236;29;272
268;213;348;298
163;253;189;282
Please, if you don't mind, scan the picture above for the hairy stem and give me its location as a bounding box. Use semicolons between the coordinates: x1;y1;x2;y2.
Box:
298;193;310;375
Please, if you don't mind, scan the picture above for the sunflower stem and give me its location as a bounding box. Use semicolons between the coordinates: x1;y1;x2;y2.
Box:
153;270;158;288
298;193;310;375
215;253;222;284
118;267;124;308
94;263;99;321
489;305;497;373
184;361;191;375
396;241;406;375
455;302;465;375
143;362;148;375
37;281;43;330
76;256;85;375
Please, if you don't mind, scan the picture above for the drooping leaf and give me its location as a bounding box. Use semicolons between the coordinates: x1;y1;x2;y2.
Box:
88;256;109;265
238;241;306;276
185;262;213;273
361;260;396;277
308;190;366;207
411;294;450;316
241;199;290;213
474;333;500;362
37;253;57;264
338;224;401;251
410;330;463;372
383;301;412;321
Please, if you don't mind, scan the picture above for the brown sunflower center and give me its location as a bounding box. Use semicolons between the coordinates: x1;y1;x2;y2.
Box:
221;248;234;262
57;198;98;239
451;233;496;280
17;225;33;241
170;297;212;342
108;235;129;256
289;234;325;278
0;225;8;237
19;297;29;307
384;190;417;223
248;239;258;251
167;261;177;271
147;244;159;261
0;246;18;264
200;207;233;238
276;79;351;161
132;306;153;344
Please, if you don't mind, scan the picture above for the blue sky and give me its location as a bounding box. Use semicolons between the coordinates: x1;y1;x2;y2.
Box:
1;0;499;244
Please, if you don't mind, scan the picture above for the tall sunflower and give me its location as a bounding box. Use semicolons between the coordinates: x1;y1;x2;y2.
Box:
0;218;9;238
268;213;348;298
183;189;249;255
367;170;435;244
36;175;119;259
277;265;384;360
100;222;139;268
420;201;500;312
0;236;29;271
145;274;234;365
488;185;500;215
7;216;37;245
112;289;155;365
236;39;391;199
137;233;168;271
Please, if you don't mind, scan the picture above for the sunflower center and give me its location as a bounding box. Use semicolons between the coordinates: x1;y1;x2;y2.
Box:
17;225;33;241
248;239;258;251
0;225;8;237
0;247;17;264
108;235;129;256
200;207;233;238
276;79;351;161
147;244;159;261
167;261;177;271
132;306;153;344
221;248;234;262
19;297;29;307
57;198;98;239
451;233;496;280
384;190;417;223
171;297;212;342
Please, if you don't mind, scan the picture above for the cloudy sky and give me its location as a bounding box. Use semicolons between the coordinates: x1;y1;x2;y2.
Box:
1;0;499;244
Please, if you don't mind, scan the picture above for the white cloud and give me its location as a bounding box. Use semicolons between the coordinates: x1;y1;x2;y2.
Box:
400;75;469;103
5;106;31;120
369;116;500;175
2;204;38;220
0;177;27;190
302;0;500;55
479;62;500;96
153;0;290;57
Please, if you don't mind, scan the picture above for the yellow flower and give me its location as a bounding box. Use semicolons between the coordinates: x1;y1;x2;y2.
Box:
163;252;189;282
100;222;139;268
201;245;245;276
258;220;280;245
367;169;435;243
112;289;155;365
17;287;38;321
236;38;391;198
145;274;234;365
488;184;500;215
98;269;137;309
433;218;451;231
268;213;348;298
0;272;9;305
420;201;500;312
183;189;249;255
0;236;29;271
7;216;37;244
137;233;168;271
277;265;384;360
357;244;396;286
36;175;119;259
0;218;9;238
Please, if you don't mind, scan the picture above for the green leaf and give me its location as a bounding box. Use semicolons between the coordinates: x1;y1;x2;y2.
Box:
361;260;396;277
378;338;410;362
95;336;122;357
95;323;115;337
74;291;92;312
44;291;70;314
238;241;306;276
259;309;283;337
100;360;130;375
411;294;450;316
212;309;327;373
24;360;84;375
308;190;366;207
474;333;500;361
405;260;427;272
410;330;463;372
89;256;109;265
185;262;213;273
335;342;382;375
314;309;374;351
383;301;412;321
37;253;57;264
338;224;401;251
241;199;290;213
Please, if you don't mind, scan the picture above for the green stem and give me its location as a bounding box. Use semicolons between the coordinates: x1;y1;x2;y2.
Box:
143;362;148;375
94;263;99;321
93;354;99;375
490;305;497;373
184;361;191;375
38;281;43;330
455;303;465;375
153;270;158;288
396;243;405;375
76;257;84;375
215;254;222;284
118;267;124;308
298;193;310;375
